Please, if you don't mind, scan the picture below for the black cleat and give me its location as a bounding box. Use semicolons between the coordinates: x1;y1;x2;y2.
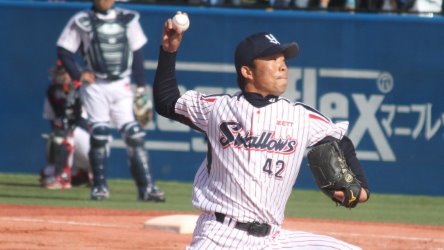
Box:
139;186;165;202
90;185;110;200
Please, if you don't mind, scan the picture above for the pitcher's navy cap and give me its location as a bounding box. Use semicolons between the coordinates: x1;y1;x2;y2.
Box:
235;32;299;75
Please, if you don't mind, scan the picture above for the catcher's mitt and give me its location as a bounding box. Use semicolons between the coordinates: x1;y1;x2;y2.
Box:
307;140;362;208
133;86;153;127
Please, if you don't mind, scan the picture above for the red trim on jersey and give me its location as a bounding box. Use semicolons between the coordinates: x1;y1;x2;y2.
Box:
200;97;217;102
309;113;329;124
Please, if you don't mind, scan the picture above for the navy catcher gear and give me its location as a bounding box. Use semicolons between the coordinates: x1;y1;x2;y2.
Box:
89;123;111;193
46;129;74;176
121;122;164;201
75;11;137;80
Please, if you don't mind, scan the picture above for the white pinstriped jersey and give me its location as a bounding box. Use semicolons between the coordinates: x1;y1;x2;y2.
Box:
175;90;348;226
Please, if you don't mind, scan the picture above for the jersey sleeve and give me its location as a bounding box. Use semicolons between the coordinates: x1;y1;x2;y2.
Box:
56;13;84;53
127;13;147;51
306;110;349;147
174;90;217;132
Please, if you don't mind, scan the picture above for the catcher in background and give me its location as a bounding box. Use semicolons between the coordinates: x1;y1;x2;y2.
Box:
56;0;164;202
40;60;92;189
154;13;369;249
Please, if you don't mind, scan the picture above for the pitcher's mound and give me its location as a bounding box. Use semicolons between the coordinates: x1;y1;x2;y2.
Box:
144;214;198;234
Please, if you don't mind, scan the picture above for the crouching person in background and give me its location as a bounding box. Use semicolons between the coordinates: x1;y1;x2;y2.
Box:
40;60;92;189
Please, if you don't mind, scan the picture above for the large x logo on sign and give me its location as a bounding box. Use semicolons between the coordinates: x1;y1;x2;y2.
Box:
349;94;396;162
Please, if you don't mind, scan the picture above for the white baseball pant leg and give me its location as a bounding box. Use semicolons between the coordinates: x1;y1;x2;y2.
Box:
188;213;361;250
80;77;135;130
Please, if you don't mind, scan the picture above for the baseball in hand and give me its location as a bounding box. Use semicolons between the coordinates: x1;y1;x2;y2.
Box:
172;12;190;32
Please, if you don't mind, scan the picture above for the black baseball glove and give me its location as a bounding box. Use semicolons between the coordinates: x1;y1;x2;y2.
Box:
307;140;362;208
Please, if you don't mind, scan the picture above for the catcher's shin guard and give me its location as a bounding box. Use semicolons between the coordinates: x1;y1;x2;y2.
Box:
46;130;74;182
122;122;164;201
89;123;111;191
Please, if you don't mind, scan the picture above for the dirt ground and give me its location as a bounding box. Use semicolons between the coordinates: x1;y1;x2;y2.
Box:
0;204;443;250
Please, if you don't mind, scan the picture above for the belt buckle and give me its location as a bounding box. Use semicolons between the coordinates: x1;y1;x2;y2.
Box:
246;221;271;237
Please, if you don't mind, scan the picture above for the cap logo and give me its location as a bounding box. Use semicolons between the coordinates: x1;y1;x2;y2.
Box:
265;34;280;45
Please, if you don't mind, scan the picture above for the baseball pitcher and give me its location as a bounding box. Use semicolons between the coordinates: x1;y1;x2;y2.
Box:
153;12;370;249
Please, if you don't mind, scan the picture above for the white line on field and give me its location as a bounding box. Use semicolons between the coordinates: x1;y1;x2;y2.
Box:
324;231;444;243
0;217;134;229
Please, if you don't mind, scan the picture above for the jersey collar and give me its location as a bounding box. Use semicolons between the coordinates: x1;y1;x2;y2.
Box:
243;92;279;108
92;6;114;16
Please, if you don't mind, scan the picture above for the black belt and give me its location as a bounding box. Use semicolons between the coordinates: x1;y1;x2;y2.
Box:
105;75;123;81
96;75;123;81
215;212;271;237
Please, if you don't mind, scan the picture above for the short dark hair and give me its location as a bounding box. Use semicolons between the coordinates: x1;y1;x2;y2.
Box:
236;61;255;91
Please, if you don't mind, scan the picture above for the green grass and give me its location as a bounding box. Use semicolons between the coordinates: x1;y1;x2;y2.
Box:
1;173;443;226
0;173;196;212
286;189;444;225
